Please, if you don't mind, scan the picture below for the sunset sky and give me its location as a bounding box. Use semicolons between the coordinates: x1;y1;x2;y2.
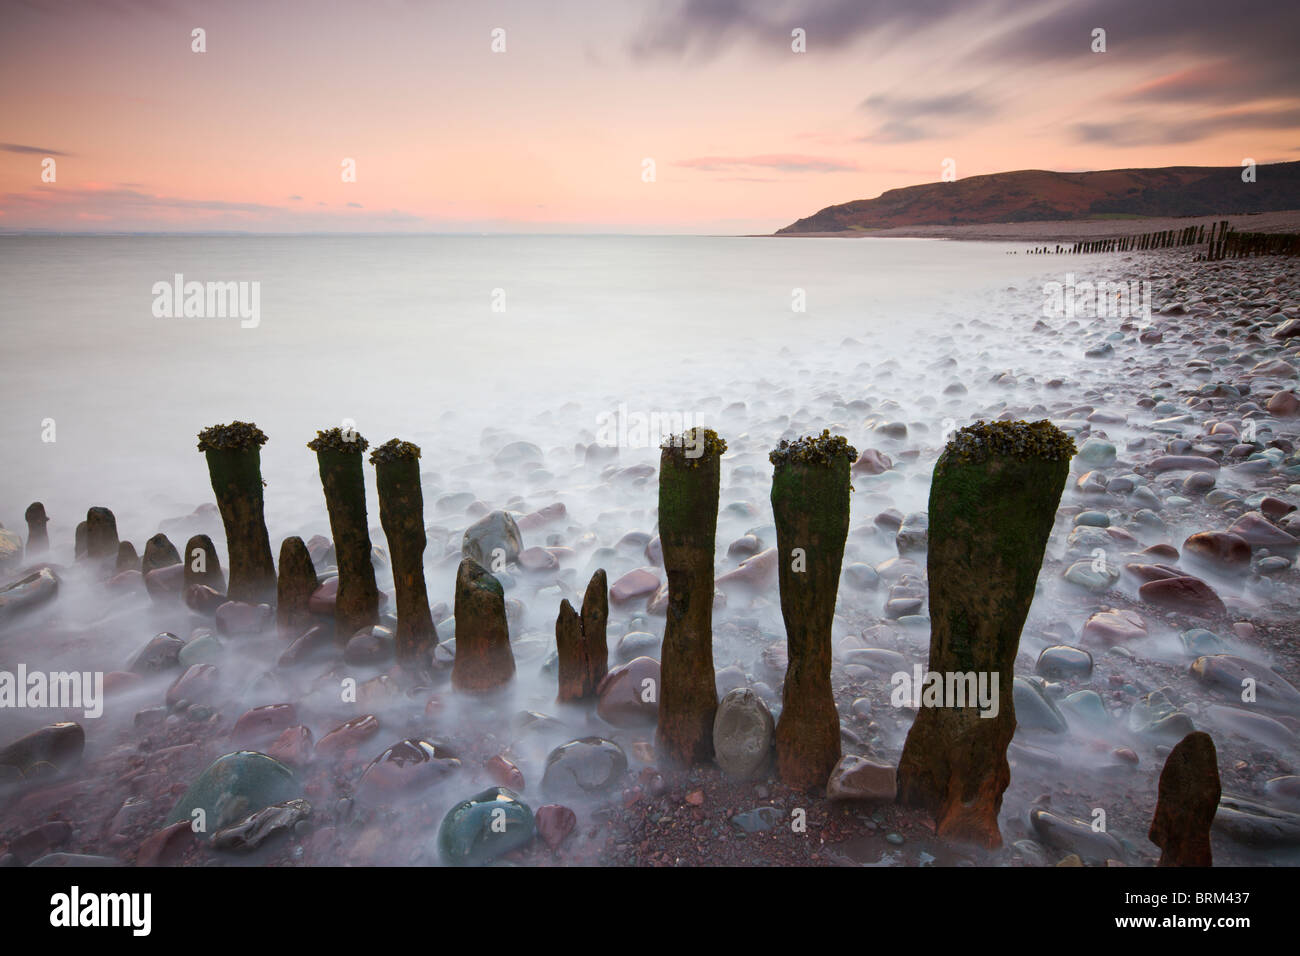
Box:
2;0;1297;234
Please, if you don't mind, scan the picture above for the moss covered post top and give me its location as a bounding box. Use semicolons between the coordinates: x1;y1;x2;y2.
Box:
368;438;422;465
769;429;858;471
197;421;268;453
307;426;369;455
659;427;725;544
935;420;1076;476
660;427;727;467
769;430;857;531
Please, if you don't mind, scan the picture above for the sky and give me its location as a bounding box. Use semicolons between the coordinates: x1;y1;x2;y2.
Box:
1;0;1298;234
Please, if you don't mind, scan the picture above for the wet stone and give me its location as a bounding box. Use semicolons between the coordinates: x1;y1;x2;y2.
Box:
128;632;185;674
1191;655;1300;717
231;703;298;747
1035;644;1093;680
315;715;382;757
1029;808;1124;864
731;806;783;832
596;656;659;727
462;511;523;567
1058;690;1110;732
1013;678;1068;734
712;688;774;780
535;803;577;850
1128;689;1195;743
211;799;311;853
1179;628;1227;657
1063;560;1118;591
215;601;272;637
165;751;299;834
358;738;461;801
438;787;535;865
827;755;897;801
343;625;395;665
616;631;661;663
542;737;629;797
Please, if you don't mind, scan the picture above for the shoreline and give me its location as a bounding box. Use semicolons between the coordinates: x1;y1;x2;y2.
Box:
764;208;1300;242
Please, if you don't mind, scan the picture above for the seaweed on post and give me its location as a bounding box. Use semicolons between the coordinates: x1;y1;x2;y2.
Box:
896;420;1073;848
655;427;726;766
769;430;856;790
370;439;437;678
197;422;277;604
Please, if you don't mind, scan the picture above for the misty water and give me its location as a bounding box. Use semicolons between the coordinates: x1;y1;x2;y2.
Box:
1;235;1071;541
2;235;1294;865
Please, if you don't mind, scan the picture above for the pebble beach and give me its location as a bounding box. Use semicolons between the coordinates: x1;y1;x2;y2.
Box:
2;242;1299;868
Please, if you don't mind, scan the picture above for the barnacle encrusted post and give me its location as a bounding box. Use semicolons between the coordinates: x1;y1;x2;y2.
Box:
198;422;276;604
308;427;379;641
24;503;49;557
655;427;726;766
897;420;1073;848
555;568;609;703
371;439;437;677
770;430;856;790
452;557;515;693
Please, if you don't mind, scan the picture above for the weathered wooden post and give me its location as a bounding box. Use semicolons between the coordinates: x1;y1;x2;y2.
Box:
24;503;49;557
555;569;609;703
769;430;856;789
656;427;726;765
276;536;318;639
85;507;118;562
198;422;277;603
897;420;1073;847
1149;731;1220;866
370;438;437;677
452;558;515;693
308;426;379;640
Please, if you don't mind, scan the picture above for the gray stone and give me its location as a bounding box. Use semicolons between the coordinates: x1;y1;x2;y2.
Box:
1029;808;1124;863
895;512;929;555
1013;677;1068;733
1035;644;1093;679
462;511;523;568
541;737;628;796
712;688;774;780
